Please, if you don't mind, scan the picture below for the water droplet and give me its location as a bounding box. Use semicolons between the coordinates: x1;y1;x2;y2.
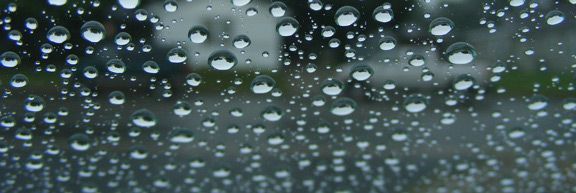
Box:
321;79;344;96
0;51;21;68
188;26;208;43
335;6;360;27
331;98;357;116
142;61;160;74
10;74;29;88
261;106;283;121
404;96;427;113
445;42;477;65
173;101;192;116
167;48;187;63
106;59;126;74
48;0;67;6
527;95;548;111
81;21;106;43
373;6;393;23
25;95;45;112
169;128;194;143
379;37;396;51
429;17;454;36
350;64;373;81
108;91;126;105
118;0;140;9
46;26;70;45
68;134;91;151
232;35;251;49
208;50;237;70
453;74;475;90
251;75;276;94
509;0;525;7
267;134;285;145
408;55;426;67
131;109;157;128
186;73;202;86
277;17;300;37
163;0;178;12
269;2;287;17
545;10;564;26
231;0;251;7
114;32;132;46
508;127;525;139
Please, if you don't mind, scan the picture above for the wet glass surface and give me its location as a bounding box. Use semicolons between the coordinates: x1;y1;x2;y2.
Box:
0;0;575;192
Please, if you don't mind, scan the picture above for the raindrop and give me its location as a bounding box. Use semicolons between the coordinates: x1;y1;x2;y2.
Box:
1;51;21;68
331;98;357;116
429;17;454;36
527;95;548;111
46;26;71;44
142;61;160;74
335;6;360;27
445;42;477;65
232;35;251;49
404;96;427;113
453;74;475;90
208;50;237;70
231;0;251;7
545;10;565;26
131;109;157;128
108;91;126;105
169;128;194;143
379;37;397;51
68;134;91;151
80;21;106;43
188;26;209;44
350;64;373;81
186;73;202;86
269;2;287;17
25;95;45;112
114;32;132;46
163;0;178;12
277;17;300;37
48;0;67;6
321;79;344;96
261;106;283;121
10;74;29;88
373;6;393;23
251;75;276;94
167;48;187;63
106;59;126;74
118;0;140;9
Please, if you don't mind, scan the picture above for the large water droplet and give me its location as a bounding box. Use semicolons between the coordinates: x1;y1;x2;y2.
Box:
131;109;157;128
350;64;373;81
167;48;187;63
0;51;21;68
188;26;209;44
373;6;393;23
429;17;454;36
331;98;357;116
118;0;140;9
269;2;287;17
251;75;276;94
47;26;71;44
545;10;565;26
81;21;106;43
404;96;427;113
335;6;360;27
208;50;237;70
321;80;344;96
277;17;300;37
445;42;477;65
